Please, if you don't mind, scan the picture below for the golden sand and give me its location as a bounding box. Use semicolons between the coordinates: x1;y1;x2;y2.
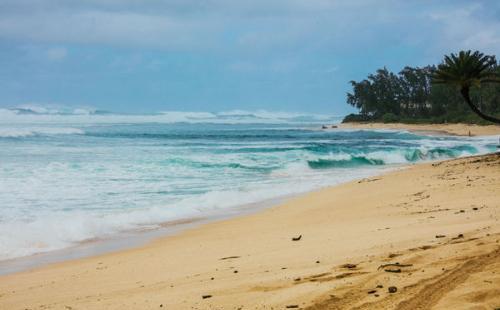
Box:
339;122;500;137
0;153;499;309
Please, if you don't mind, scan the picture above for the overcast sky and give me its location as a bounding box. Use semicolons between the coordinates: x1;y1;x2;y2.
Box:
1;0;499;114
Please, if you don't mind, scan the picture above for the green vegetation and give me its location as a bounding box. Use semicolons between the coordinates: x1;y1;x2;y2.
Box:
433;51;500;123
343;51;500;124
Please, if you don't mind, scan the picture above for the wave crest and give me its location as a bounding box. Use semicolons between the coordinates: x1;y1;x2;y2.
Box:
0;127;84;138
0;107;342;125
307;146;480;169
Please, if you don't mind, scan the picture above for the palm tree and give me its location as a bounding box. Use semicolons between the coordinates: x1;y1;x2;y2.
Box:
433;50;500;124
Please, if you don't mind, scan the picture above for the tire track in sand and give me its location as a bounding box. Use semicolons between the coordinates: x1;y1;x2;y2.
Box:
396;247;500;310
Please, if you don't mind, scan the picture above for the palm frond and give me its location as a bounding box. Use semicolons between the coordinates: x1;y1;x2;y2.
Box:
432;50;497;87
432;50;500;124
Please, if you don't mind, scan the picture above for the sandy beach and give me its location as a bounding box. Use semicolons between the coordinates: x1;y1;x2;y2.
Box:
1;147;499;309
3;0;500;308
339;122;500;137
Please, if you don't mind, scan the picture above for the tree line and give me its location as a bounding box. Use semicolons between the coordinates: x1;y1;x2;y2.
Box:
343;54;500;124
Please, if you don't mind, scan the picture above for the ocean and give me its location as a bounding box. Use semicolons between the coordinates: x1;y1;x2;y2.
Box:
0;107;497;261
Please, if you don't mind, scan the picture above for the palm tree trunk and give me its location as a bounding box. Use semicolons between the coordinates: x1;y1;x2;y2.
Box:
460;87;500;124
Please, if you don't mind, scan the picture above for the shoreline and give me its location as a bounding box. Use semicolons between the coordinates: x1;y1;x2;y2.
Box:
2;124;496;272
0;192;291;276
0;165;390;275
338;122;500;137
1;152;499;309
0;216;206;276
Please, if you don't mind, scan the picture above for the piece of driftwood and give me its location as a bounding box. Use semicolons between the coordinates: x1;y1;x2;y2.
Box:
377;263;413;270
219;256;240;260
384;268;401;273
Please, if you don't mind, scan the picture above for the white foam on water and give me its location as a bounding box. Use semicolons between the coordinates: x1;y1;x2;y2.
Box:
0;111;497;261
0;163;384;260
0;127;85;138
0;107;343;125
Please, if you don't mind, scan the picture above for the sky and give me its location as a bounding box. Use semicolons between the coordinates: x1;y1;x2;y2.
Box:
0;0;500;115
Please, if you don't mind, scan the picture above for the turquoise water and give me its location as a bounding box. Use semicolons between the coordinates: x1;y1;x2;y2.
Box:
0;108;497;260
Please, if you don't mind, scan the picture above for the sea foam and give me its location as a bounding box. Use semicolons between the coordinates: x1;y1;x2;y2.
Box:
0;108;342;125
0;114;497;261
0;127;84;138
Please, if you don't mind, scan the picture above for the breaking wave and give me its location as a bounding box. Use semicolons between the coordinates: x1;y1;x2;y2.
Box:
306;146;480;168
0;113;497;261
0;127;85;138
0;107;342;125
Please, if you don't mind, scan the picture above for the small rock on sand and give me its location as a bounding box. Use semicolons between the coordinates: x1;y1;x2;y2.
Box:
388;286;398;293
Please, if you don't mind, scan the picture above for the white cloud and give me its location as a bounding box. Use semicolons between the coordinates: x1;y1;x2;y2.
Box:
0;10;222;50
428;3;500;55
0;0;396;51
0;0;498;57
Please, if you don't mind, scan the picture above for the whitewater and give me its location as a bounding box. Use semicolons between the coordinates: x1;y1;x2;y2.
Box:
0;107;498;261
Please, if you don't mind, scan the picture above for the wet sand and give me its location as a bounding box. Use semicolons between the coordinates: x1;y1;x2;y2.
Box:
0;153;499;309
